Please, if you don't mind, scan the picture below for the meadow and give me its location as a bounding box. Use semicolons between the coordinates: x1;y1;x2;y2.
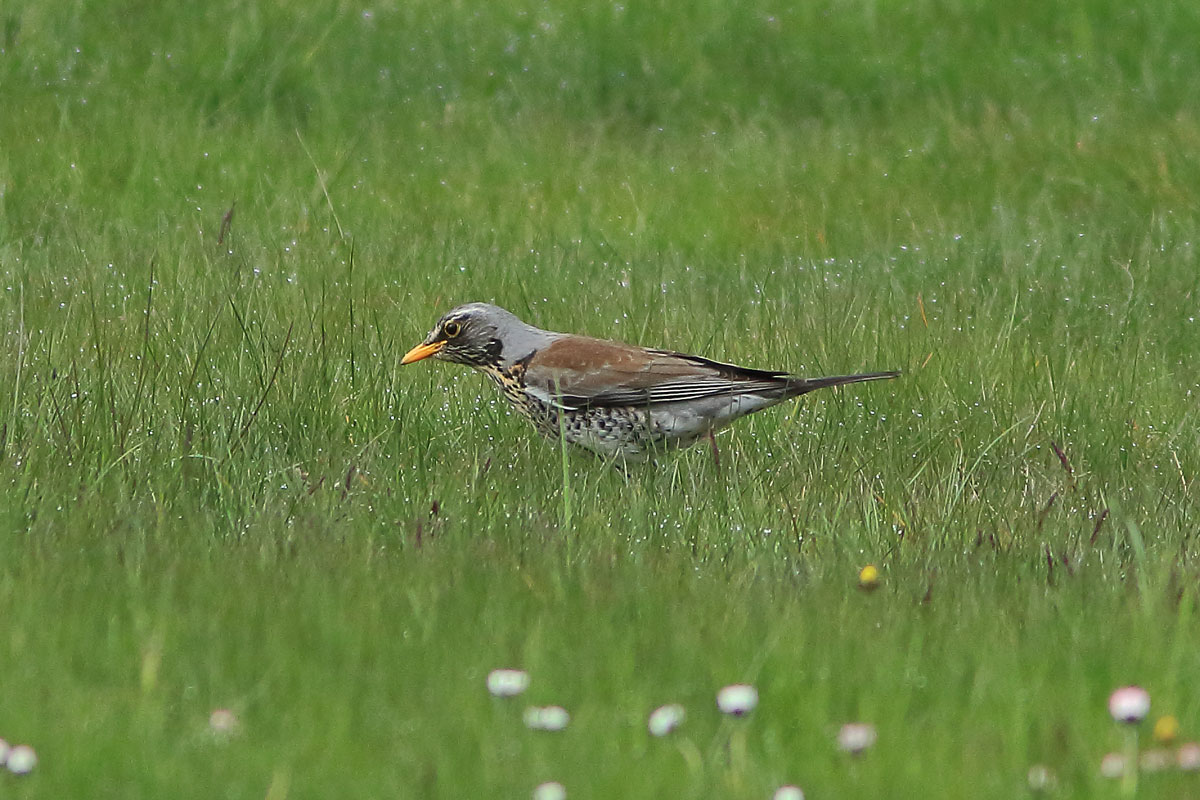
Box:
2;1;1199;797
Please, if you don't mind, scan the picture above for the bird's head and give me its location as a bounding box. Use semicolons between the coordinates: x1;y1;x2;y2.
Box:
402;303;541;369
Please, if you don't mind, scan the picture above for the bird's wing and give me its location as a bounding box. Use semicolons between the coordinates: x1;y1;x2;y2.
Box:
526;338;792;410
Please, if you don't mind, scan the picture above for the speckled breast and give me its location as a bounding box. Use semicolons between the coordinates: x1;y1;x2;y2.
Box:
481;364;665;457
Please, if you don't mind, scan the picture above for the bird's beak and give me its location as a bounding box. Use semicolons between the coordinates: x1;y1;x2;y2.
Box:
401;339;445;365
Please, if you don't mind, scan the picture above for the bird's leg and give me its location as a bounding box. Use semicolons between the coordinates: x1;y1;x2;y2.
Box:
707;429;721;473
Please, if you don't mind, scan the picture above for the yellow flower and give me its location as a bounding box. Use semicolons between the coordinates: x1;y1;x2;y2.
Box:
1153;715;1179;744
858;564;880;591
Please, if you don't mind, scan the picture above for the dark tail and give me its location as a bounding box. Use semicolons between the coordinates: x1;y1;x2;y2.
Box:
784;370;900;397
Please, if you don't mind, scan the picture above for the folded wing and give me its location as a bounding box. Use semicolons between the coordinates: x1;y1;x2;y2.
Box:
527;338;841;410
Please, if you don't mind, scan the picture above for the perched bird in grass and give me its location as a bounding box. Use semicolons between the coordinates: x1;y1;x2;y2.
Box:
402;303;898;460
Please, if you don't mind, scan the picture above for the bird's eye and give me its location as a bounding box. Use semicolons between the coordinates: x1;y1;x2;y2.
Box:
443;320;461;338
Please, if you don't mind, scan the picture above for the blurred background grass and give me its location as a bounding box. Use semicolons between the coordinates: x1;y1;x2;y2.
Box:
1;1;1199;797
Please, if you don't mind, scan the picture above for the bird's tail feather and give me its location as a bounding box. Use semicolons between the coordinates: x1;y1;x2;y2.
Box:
784;370;900;397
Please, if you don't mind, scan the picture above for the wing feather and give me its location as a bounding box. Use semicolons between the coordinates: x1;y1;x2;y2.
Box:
528;338;793;410
562;378;789;409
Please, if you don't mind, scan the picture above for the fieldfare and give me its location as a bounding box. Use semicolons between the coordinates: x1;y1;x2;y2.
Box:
402;303;898;460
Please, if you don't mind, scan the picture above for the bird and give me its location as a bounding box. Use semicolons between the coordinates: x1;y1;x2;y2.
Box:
401;302;898;460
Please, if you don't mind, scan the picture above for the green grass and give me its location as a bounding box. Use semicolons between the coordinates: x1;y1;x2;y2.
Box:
2;1;1200;797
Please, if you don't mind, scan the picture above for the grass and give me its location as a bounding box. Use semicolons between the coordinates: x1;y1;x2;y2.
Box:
2;0;1200;797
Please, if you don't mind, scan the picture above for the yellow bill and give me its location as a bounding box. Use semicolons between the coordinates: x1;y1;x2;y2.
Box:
401;340;445;364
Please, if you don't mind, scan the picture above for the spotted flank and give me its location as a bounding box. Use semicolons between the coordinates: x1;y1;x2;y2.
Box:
482;361;666;458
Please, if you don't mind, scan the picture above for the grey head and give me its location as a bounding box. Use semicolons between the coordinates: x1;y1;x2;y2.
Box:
401;302;558;369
